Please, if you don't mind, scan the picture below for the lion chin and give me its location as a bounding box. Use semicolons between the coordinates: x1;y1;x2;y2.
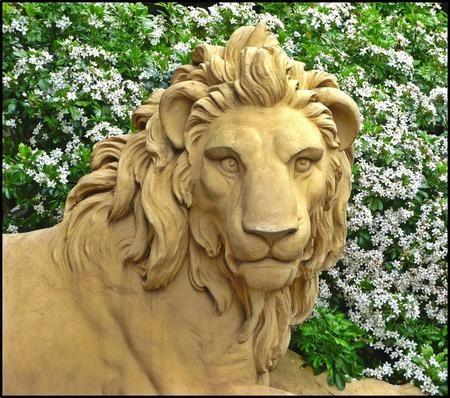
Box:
236;258;299;291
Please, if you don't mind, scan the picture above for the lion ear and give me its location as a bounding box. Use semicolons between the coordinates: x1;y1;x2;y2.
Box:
159;81;209;149
314;87;360;150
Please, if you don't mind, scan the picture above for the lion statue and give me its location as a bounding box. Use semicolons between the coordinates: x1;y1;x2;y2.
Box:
3;24;359;395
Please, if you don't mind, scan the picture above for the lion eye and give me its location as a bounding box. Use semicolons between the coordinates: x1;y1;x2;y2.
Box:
220;157;239;173
295;158;311;173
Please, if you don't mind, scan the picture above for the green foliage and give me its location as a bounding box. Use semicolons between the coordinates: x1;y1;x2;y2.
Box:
290;307;371;390
413;344;448;396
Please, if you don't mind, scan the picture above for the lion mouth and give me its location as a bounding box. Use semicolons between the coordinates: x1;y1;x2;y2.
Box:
238;257;298;291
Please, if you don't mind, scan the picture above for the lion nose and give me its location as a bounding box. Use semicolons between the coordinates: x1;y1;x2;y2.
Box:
243;225;298;244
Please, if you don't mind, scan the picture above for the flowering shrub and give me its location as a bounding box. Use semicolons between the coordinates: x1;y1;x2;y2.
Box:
2;2;447;395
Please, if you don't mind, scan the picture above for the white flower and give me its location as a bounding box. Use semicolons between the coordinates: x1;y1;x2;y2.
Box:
87;15;105;29
55;207;65;222
8;15;29;35
257;13;284;31
151;26;164;43
7;224;19;234
85;121;124;142
282;37;297;57
55;16;71;30
173;42;191;54
438;369;447;382
3;76;12;88
5;118;17;128
67;91;77;101
57;163;70;184
396;33;410;47
33;203;45;215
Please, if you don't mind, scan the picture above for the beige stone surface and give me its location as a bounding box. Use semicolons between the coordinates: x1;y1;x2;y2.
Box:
3;23;362;395
271;350;424;396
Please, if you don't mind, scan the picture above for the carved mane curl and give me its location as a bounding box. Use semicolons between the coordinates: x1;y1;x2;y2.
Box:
52;23;356;383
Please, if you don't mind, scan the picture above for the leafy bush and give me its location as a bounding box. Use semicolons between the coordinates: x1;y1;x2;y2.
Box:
2;2;447;395
290;306;371;391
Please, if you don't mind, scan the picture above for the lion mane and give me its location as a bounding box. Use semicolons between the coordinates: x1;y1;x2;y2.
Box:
52;24;356;383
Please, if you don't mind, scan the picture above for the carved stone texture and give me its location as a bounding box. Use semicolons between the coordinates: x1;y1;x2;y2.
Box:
3;23;361;394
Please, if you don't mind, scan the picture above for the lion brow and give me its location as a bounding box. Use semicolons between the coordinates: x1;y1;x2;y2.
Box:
204;146;241;160
289;147;324;162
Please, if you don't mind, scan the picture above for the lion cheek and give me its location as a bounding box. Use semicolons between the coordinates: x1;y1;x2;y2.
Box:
300;173;328;213
199;163;235;207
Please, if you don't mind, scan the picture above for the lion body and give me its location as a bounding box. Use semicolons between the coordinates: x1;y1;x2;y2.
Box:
3;228;108;394
3;225;265;394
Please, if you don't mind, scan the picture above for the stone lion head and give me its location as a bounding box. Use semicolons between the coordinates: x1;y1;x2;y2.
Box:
54;23;359;382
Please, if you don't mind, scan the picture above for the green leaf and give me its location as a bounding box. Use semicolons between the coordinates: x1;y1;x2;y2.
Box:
76;101;90;107
38;79;47;91
18;143;30;157
334;338;350;349
335;372;346;391
130;47;141;61
69;106;80;120
7;100;17;113
370;198;383;211
312;356;321;369
421;345;434;359
327;369;335;386
22;3;37;17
